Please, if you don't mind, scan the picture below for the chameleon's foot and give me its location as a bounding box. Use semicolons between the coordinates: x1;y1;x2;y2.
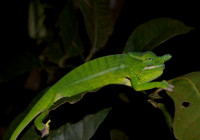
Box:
40;124;49;138
159;80;174;92
40;120;51;138
163;83;174;92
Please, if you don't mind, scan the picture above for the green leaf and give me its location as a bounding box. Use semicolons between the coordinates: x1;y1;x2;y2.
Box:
79;0;114;61
167;72;200;140
42;41;65;65
47;108;111;140
59;0;84;63
123;18;193;52
20;125;41;140
43;1;85;66
28;0;47;39
6;98;110;140
110;129;129;140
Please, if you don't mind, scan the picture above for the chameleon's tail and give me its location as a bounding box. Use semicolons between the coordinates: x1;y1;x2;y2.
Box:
10;109;42;140
10;89;52;140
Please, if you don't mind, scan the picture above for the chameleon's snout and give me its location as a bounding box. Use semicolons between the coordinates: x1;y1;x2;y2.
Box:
160;54;172;63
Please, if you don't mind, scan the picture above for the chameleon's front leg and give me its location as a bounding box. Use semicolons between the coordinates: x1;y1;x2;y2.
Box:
131;79;174;92
34;110;50;138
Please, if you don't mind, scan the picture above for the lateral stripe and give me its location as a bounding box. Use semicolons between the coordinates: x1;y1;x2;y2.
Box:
72;66;125;85
143;65;164;70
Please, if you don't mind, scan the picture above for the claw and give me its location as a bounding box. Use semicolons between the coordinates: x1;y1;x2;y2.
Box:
164;83;174;92
41;124;49;138
41;120;51;138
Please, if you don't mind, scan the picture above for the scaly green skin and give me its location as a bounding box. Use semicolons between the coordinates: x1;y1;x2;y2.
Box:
10;51;173;140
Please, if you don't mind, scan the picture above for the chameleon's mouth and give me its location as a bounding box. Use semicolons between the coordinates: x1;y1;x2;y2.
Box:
143;64;165;70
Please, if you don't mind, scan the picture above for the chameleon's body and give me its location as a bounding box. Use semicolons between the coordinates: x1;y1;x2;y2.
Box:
10;52;173;140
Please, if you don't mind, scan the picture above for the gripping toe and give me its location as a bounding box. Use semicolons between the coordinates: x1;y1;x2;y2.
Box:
40;122;50;138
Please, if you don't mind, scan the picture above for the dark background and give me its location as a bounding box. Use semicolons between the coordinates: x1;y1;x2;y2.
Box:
1;0;199;139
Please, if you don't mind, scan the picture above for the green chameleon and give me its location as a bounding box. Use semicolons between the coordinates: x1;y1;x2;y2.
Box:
10;51;173;140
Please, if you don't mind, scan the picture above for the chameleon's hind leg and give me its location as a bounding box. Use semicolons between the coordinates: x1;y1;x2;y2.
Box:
34;110;50;137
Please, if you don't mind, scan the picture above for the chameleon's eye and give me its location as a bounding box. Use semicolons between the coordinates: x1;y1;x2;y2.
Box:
142;53;155;66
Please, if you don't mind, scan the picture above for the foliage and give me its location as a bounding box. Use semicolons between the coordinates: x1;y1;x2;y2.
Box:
148;72;200;140
2;0;199;140
167;72;200;140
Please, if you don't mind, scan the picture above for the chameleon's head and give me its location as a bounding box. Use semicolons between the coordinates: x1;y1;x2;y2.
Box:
128;51;172;83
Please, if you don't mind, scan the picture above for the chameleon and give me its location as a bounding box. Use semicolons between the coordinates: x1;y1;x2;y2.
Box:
10;51;173;140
